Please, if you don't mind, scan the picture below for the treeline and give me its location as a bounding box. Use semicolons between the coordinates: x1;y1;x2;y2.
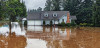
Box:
0;0;27;22
44;0;100;27
28;7;42;12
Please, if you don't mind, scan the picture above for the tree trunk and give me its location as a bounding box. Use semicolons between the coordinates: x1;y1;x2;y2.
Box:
9;21;11;35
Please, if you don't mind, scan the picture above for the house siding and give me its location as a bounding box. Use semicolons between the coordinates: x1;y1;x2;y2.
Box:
27;15;68;25
45;20;50;25
59;15;67;23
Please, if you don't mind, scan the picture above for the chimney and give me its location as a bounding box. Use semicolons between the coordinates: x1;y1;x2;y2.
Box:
66;11;71;23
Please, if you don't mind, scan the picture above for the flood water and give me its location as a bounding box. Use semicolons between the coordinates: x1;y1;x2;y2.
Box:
0;24;100;48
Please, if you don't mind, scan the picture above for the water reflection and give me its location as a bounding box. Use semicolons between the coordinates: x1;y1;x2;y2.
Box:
26;26;76;48
0;24;100;48
0;22;26;36
0;32;27;48
26;26;73;40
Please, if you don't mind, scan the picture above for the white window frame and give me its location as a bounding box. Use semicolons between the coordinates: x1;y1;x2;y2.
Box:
53;13;57;17
44;13;49;17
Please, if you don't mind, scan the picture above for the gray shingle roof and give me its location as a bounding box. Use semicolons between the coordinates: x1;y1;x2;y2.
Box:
70;16;77;20
27;11;77;20
41;11;68;20
27;12;41;20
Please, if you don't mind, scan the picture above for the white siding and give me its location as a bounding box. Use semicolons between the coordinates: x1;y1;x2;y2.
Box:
45;20;50;25
52;20;59;24
59;15;67;23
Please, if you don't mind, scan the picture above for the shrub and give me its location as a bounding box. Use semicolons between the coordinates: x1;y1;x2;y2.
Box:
24;21;27;26
43;20;45;25
71;20;76;26
61;22;66;26
50;20;52;26
58;23;61;26
66;23;71;27
80;23;87;26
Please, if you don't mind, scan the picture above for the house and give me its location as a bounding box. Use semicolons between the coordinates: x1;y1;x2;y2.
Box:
27;11;77;25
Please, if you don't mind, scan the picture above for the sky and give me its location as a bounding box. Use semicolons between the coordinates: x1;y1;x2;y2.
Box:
23;0;46;11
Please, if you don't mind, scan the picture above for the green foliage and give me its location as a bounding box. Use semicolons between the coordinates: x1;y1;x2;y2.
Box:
63;0;93;25
24;21;27;26
44;0;61;11
70;20;76;26
43;20;45;25
0;0;27;21
80;23;87;26
0;1;2;20
44;0;52;11
92;0;100;27
37;7;42;12
50;20;52;26
52;0;61;11
66;23;71;27
58;23;61;26
61;22;66;27
80;23;93;26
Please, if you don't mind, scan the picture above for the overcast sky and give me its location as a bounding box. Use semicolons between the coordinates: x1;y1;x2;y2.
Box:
23;0;46;11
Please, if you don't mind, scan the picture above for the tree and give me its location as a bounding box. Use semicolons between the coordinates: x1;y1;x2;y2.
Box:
63;0;81;15
76;0;93;24
0;0;8;20
93;0;100;26
44;0;61;11
52;0;61;11
0;1;1;20
44;0;52;11
37;7;42;12
7;0;27;21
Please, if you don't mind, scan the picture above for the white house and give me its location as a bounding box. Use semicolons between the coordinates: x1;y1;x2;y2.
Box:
27;11;77;25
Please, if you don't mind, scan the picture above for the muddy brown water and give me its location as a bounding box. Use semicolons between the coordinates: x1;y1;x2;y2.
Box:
0;26;100;48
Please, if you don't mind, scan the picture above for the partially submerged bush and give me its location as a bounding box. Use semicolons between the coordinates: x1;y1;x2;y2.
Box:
61;22;66;26
66;23;71;27
58;23;61;26
24;21;27;26
43;20;45;25
80;23;93;26
50;20;52;26
71;20;76;26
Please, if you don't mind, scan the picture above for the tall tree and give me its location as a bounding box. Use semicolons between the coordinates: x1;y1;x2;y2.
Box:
93;0;100;26
44;0;52;11
44;0;61;11
76;0;93;24
37;7;42;12
63;0;93;24
52;0;61;11
0;1;1;20
7;0;27;21
63;0;81;15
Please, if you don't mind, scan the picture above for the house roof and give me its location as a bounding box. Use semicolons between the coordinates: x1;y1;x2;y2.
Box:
41;11;68;20
27;12;41;20
27;11;77;20
70;16;77;20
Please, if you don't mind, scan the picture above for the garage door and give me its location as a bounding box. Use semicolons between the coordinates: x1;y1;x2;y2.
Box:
34;20;42;25
28;20;42;25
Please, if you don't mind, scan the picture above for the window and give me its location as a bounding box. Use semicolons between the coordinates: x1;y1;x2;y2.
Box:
53;13;57;17
44;13;48;17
